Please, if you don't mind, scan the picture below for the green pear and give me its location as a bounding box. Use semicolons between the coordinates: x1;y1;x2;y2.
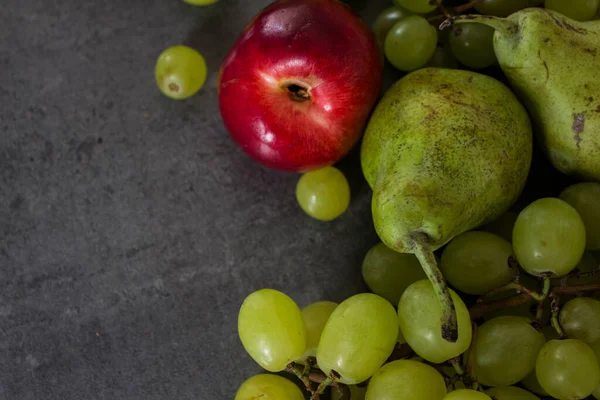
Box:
361;67;532;340
448;8;600;180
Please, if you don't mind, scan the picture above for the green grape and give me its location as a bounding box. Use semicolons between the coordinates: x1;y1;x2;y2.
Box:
475;0;543;17
512;197;586;277
591;341;600;399
482;211;519;243
361;242;427;305
545;0;600;21
443;389;491;400
155;45;207;100
300;301;337;359
372;6;414;45
365;359;447;400
521;369;549;396
296;166;350;221
393;0;438;13
485;386;540;400
384;16;437;72
440;231;514;295
560;182;600;250
536;339;600;399
234;374;304;400
183;0;220;4
559;297;600;343
238;289;306;372
332;384;367;400
425;43;460;69
472;316;545;387
398;279;472;363
556;251;600;286
449;24;497;69
317;293;398;384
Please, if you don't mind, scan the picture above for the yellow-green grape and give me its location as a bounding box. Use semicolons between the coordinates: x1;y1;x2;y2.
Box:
398;279;472;363
332;384;367;400
384;15;438;72
559;297;600;343
372;6;414;45
300;301;337;359
536;339;600;399
485;386;540;400
365;359;447;400
238;289;306;372
440;231;515;295
512;198;586;277
442;389;492;400
545;0;600;21
296;166;350;221
560;182;600;250
449;24;497;69
155;45;207;99
317;293;398;384
393;0;438;14
591;340;600;399
482;211;519;242
472;316;545;387
234;374;304;400
361;242;427;305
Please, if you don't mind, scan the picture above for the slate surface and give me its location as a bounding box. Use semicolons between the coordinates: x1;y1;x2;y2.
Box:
0;0;393;398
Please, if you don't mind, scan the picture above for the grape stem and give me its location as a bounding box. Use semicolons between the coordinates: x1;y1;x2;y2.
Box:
450;356;464;375
410;232;459;343
477;282;542;303
550;296;567;338
311;371;339;400
427;0;485;23
286;362;314;393
535;278;551;321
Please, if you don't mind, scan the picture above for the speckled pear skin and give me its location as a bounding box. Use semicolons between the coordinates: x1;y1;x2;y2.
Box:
361;68;532;253
491;8;600;180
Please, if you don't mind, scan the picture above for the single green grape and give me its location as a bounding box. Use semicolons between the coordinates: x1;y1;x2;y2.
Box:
234;374;304;400
472;316;545;387
317;293;398;384
384;15;437;72
155;45;207;100
365;359;447;400
521;369;549;396
296;166;350;221
393;0;438;13
299;301;337;359
485;386;540;400
536;339;600;399
440;231;514;295
332;384;367;400
560;182;600;250
372;6;414;45
442;389;491;400
183;0;220;4
512;197;586;277
475;0;543;17
238;289;306;372
398;279;472;363
559;297;600;343
449;24;497;69
482;211;519;243
425;43;460;69
545;0;600;21
361;242;427;305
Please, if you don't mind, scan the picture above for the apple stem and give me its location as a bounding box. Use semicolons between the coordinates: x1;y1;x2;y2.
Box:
410;232;459;343
285;83;311;102
439;14;517;36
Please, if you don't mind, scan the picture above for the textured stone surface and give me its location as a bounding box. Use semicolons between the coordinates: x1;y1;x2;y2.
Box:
0;0;389;398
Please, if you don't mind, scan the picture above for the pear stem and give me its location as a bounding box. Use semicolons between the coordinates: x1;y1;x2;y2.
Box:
410;232;459;343
439;14;517;36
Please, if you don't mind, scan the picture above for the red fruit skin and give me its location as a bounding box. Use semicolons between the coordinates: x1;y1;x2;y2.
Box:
218;0;383;172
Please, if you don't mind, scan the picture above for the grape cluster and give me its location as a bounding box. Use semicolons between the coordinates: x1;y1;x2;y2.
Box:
236;181;600;400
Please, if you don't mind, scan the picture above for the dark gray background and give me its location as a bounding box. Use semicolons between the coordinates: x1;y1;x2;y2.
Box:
0;0;396;399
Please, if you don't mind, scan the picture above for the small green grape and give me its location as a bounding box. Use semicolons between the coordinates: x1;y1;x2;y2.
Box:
384;15;437;72
300;301;337;359
482;211;519;243
235;374;304;400
317;293;398;384
449;24;497;69
512;197;586;277
155;45;207;99
398;279;472;363
296;166;350;221
560;182;600;250
365;359;447;400
485;386;540;400
475;0;543;17
536;339;600;399
559;297;600;343
238;289;306;372
443;389;492;400
372;6;414;45
545;0;600;21
440;231;514;295
361;242;427;305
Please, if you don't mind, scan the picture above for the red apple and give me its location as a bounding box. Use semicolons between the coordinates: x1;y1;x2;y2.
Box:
218;0;383;172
